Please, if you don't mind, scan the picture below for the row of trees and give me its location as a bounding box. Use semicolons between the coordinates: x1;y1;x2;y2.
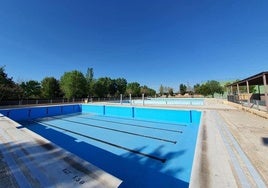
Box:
160;80;225;97
159;85;174;96
178;81;256;97
193;81;224;97
0;66;157;101
2;65;243;102
0;67;22;101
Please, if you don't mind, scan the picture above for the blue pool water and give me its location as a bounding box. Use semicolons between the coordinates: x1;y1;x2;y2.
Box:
0;104;202;188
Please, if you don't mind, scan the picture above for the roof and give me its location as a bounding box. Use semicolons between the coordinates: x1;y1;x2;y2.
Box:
227;71;268;86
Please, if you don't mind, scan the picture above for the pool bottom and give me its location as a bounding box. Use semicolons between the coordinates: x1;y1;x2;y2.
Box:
21;112;200;188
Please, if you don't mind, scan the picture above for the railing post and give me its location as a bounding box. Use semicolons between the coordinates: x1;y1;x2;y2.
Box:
246;81;250;107
256;100;259;110
263;73;268;111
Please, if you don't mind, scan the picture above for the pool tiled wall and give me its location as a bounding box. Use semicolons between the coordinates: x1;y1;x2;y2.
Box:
0;104;81;121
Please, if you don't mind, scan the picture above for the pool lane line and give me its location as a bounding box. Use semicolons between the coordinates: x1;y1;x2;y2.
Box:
50;117;177;144
29;120;167;163
77;116;183;133
81;114;188;127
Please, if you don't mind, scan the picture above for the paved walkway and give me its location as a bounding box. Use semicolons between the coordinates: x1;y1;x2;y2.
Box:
190;99;268;188
0;114;122;188
218;108;268;186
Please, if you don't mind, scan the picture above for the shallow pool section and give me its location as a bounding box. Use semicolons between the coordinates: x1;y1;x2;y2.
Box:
1;104;202;188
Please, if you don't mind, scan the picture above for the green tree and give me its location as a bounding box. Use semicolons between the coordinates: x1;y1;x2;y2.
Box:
109;79;117;97
198;80;224;97
179;84;187;95
164;86;169;96
60;70;87;99
194;84;201;94
126;82;141;97
85;68;95;97
207;80;224;97
148;88;156;96
106;78;128;97
140;85;150;97
115;78;127;96
85;68;94;83
168;87;174;96
0;66;22;101
198;84;210;96
41;77;62;99
159;84;164;96
20;80;41;99
93;77;112;98
140;85;156;97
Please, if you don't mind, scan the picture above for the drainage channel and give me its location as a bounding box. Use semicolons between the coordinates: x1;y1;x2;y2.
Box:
214;111;266;188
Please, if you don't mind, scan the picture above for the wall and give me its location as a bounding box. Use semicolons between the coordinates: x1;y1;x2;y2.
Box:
0;104;81;121
0;104;202;124
82;104;202;124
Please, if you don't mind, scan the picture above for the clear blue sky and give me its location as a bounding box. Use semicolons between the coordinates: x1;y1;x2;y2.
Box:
1;0;268;91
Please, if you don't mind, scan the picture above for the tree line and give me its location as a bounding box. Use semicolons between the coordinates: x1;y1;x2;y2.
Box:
158;81;225;98
1;65;239;102
0;66;156;101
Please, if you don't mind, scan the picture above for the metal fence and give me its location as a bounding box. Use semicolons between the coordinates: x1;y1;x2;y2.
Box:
0;96;138;108
0;98;83;107
227;95;267;112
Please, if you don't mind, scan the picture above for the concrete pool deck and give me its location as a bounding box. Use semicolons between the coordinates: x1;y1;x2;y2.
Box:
0;114;122;187
190;99;268;188
0;99;267;187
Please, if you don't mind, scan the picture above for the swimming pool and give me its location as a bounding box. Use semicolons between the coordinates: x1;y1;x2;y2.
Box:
131;98;204;105
0;104;202;188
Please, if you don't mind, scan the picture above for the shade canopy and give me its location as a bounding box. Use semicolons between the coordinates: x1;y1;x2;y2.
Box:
227;72;268;86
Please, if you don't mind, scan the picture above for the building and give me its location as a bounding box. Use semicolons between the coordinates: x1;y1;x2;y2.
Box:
226;71;268;111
